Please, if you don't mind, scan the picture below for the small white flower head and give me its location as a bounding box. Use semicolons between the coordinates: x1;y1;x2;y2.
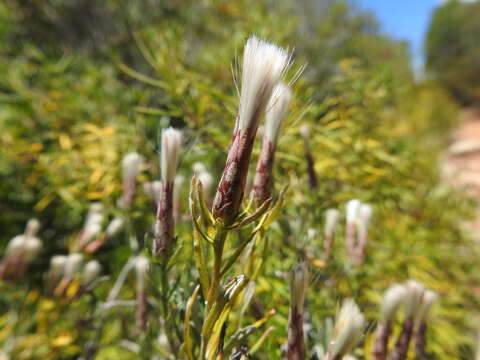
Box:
198;171;214;199
379;283;408;324
161;127;182;184
299;124;310;139
6;235;27;255
307;228;318;240
290;262;309;311
135;255;150;276
50;255;67;277
403;280;425;318
192;162;207;175
416;290;439;323
143;181;162;200
122;152;144;179
23;236;42;262
174;175;185;196
324;208;340;238
64;253;83;278
25;218;41;237
346;199;361;224
332;299;365;357
357;204;373;234
264;82;292;145
106;218;124;237
82;260;102;285
238;36;291;132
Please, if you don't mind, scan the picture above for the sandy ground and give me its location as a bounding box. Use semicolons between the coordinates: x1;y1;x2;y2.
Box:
442;108;480;239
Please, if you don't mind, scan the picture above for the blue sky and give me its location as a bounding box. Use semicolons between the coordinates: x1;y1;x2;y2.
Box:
355;0;440;70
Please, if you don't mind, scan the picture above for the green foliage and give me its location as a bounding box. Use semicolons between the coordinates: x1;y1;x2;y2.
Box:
425;0;480;104
1;1;479;359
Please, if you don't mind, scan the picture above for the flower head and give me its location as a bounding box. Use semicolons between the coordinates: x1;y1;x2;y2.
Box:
357;203;373;234
290;262;309;311
50;255;67;277
332;299;365;357
106;218;124;237
238;36;291;133
122;152;144;179
64;253;83;278
23;236;42;262
324;208;340;238
346;199;361;224
25;218;41;237
403;280;425;318
416;290;439;323
380;283;407;324
161;128;182;184
82;260;102;285
264;82;292;145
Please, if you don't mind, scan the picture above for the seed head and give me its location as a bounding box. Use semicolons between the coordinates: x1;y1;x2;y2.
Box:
264;82;292;145
238;36;291;132
380;283;408;324
332;299;365;357
161;128;182;184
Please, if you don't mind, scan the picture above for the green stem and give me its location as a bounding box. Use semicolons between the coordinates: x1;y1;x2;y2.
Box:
160;266;179;358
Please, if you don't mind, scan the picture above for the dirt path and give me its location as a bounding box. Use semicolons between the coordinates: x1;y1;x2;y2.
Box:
442;107;480;239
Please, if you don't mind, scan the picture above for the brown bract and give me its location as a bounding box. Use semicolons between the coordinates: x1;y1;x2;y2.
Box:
252;140;275;204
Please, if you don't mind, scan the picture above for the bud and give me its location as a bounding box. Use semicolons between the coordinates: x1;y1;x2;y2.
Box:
78;203;104;249
25;218;41;237
212;36;290;223
328;299;365;359
252;83;292;204
64;253;83;279
106;218;124;237
121;153;144;207
287;262;309;360
49;255;67;278
160;128;182;184
82;260;102;285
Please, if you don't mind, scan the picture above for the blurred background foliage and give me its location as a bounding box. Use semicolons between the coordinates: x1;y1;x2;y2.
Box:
1;0;480;359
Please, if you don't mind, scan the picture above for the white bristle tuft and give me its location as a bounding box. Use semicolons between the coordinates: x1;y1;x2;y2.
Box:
299;124;310;139
332;299;365;357
238;36;291;132
23;236;42;261
161;128;182;184
264;82;292;144
192;162;207;175
324;208;340;238
357;203;373;233
380;284;408;324
6;235;27;255
122;152;144;179
198;171;214;199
